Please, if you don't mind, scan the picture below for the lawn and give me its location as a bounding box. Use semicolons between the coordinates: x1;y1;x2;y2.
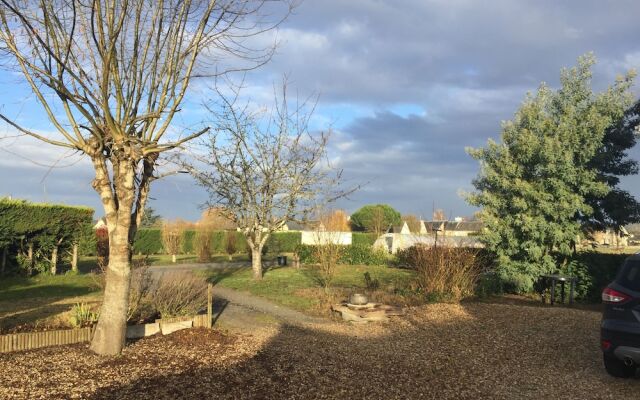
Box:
0;273;101;333
203;265;416;313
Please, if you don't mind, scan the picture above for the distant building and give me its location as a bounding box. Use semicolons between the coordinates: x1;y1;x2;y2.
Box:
418;220;483;237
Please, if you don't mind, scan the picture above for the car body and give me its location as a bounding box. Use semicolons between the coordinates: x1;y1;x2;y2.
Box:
601;253;640;378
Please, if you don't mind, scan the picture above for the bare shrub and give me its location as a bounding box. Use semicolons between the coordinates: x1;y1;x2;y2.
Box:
313;244;342;291
161;221;183;263
127;262;154;323
194;227;212;263
402;245;481;302
152;272;207;318
225;232;237;261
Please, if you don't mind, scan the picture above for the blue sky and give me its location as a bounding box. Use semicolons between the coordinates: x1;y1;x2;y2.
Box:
1;0;640;221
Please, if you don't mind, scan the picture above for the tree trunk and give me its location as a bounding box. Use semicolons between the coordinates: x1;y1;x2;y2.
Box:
90;222;132;355
27;243;33;269
251;247;263;280
172;253;176;263
90;158;137;356
50;246;58;275
72;243;78;272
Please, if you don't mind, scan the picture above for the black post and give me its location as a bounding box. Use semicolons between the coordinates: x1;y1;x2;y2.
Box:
550;280;556;305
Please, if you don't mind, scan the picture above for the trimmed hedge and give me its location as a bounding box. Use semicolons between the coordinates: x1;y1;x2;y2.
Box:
0;198;94;273
297;244;389;266
352;232;378;246
133;229;163;254
133;229;255;255
264;232;302;254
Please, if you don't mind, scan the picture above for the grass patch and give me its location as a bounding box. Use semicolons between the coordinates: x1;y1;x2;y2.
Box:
0;273;99;302
202;265;416;313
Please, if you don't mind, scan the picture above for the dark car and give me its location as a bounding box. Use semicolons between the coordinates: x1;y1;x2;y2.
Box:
601;253;640;378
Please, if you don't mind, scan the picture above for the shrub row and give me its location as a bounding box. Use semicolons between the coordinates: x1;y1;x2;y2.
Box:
297;244;389;266
132;229;301;255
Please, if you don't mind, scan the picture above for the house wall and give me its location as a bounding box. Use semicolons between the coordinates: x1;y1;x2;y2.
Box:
300;231;352;246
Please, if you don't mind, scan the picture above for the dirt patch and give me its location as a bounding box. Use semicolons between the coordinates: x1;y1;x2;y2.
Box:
0;303;637;399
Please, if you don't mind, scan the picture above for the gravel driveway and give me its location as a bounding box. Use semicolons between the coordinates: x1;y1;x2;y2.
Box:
0;302;636;399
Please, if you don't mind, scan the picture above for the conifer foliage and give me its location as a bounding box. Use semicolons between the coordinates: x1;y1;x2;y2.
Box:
467;54;636;290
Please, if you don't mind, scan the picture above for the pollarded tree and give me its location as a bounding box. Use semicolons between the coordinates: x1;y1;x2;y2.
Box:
466;54;635;291
0;0;291;355
350;204;401;234
189;84;355;280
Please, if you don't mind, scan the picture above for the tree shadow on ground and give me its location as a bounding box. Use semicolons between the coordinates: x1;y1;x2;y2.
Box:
205;267;243;286
85;302;639;400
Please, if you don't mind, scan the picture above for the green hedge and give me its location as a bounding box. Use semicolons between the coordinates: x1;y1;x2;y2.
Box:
560;251;629;303
133;229;163;254
0;198;94;273
297;244;389;266
352;232;378;246
263;232;302;254
134;229;250;255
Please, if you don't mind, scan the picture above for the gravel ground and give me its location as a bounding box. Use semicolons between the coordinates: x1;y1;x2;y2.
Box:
0;302;637;399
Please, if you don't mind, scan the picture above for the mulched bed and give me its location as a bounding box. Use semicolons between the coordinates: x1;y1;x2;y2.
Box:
0;302;637;399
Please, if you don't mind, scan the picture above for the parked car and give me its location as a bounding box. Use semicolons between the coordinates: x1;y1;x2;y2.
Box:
601;253;640;378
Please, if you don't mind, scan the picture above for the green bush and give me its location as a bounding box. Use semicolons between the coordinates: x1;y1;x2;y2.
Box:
352;232;378;246
560;251;628;302
298;244;389;266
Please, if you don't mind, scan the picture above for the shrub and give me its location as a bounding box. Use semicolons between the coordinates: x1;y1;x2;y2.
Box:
312;242;343;291
68;303;99;328
194;227;212;263
161;221;183;262
127;260;154;322
364;271;380;291
559;251;628;302
402;245;482;302
152;272;207;318
225;232;237;260
96;226;109;265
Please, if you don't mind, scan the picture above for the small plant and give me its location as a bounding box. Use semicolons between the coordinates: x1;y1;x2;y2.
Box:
69;303;99;328
364;272;380;291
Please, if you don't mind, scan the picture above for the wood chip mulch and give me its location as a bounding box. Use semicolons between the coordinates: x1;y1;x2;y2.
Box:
0;302;637;399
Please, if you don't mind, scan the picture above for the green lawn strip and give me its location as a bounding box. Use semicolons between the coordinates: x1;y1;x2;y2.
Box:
203;265;415;312
0;273;99;302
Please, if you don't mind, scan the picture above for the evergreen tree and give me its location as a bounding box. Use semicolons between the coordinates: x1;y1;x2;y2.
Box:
350;204;402;234
585;99;640;229
467;54;635;291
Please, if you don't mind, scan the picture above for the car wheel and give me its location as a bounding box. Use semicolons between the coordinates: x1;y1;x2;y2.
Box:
604;354;636;378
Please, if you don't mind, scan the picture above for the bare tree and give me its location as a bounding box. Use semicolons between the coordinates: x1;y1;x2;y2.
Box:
189;84;355;280
0;0;291;355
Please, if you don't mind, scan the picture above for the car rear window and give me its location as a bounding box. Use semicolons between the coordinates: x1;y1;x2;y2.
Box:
617;260;640;292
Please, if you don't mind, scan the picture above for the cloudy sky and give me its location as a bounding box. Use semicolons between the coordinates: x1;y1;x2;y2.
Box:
1;0;640;221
